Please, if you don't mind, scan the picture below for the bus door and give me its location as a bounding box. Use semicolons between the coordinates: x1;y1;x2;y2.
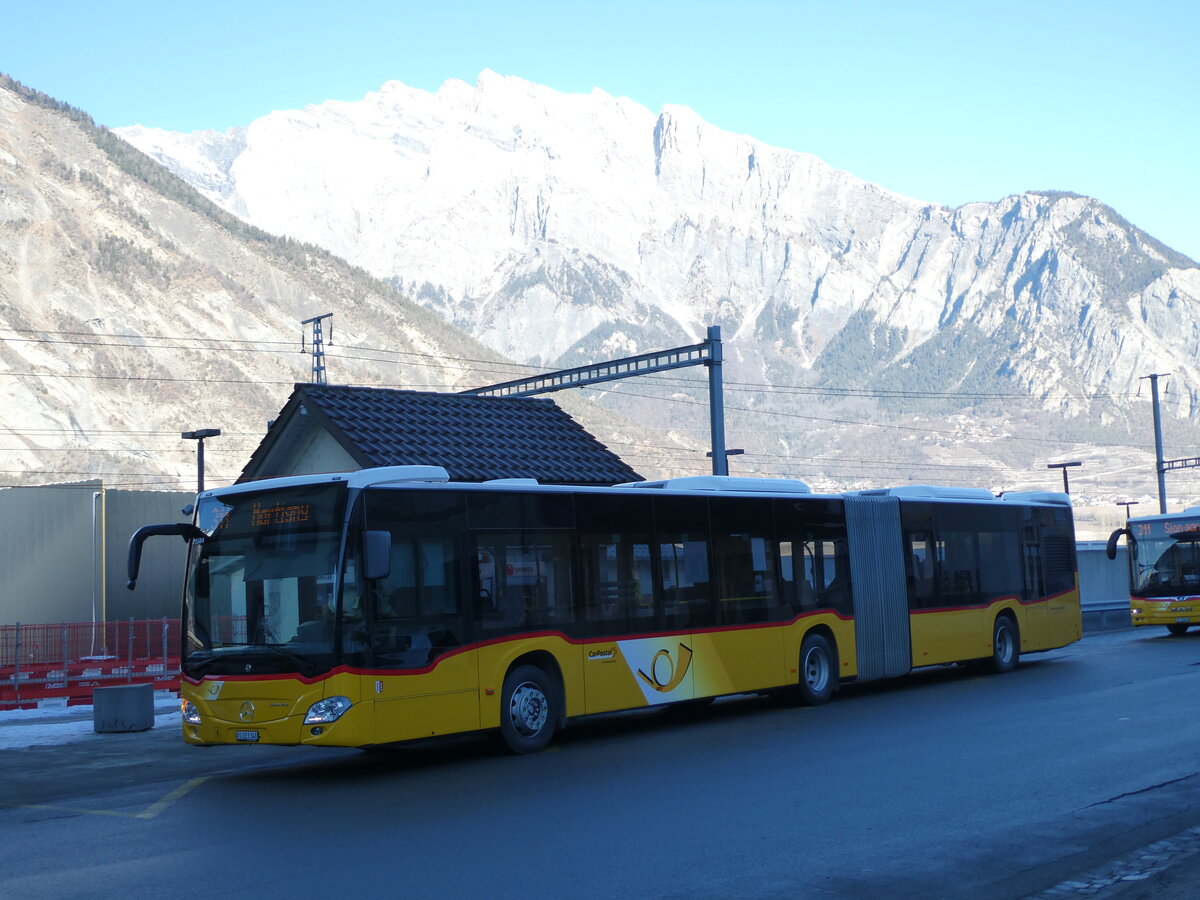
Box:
578;530;687;713
1027;506;1079;646
844;495;911;681
361;490;479;744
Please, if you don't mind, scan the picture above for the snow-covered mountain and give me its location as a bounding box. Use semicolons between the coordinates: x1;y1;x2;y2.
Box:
0;76;529;489
117;70;1200;432
3;69;1198;525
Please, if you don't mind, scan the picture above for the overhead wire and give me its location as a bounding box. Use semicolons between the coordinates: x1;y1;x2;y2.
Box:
588;382;1156;449
1;328;1195;491
0;326;1167;404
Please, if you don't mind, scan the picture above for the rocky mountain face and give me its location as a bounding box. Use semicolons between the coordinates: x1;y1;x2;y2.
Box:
118;71;1200;417
3;71;1199;526
0;76;542;489
112;72;1200;519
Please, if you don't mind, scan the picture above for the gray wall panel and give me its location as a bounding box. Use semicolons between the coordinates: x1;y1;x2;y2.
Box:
0;483;191;625
1076;541;1130;609
0;483;95;623
105;490;192;621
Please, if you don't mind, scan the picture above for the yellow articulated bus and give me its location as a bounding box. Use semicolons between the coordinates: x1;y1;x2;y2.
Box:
128;466;1081;754
1107;508;1200;635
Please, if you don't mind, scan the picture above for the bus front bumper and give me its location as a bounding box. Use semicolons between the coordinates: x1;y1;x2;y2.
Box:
179;689;373;747
1131;600;1196;627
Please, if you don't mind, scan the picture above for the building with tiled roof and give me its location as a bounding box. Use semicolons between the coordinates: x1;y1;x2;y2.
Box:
237;384;642;486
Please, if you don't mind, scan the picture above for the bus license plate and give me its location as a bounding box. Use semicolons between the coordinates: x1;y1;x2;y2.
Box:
1176;617;1190;624
235;730;260;742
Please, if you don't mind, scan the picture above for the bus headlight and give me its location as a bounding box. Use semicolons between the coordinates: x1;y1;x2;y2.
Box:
181;700;202;725
304;696;352;724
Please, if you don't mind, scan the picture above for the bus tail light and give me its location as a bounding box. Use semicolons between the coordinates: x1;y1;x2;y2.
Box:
304;696;352;724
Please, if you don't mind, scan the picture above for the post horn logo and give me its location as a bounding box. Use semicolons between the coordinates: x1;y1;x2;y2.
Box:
637;643;693;693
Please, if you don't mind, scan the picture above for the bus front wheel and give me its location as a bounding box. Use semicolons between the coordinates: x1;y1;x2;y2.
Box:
798;633;836;705
987;615;1020;674
499;665;557;754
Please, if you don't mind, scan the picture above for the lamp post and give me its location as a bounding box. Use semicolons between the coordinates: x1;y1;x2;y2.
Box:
1047;461;1082;494
182;428;221;493
1118;500;1140;519
707;448;745;473
91;487;107;653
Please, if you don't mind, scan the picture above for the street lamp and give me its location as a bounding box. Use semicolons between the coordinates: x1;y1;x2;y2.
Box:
1118;500;1140;519
181;428;221;493
1047;461;1082;494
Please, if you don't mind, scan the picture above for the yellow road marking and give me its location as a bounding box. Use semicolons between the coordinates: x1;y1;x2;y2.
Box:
5;776;208;820
134;777;208;818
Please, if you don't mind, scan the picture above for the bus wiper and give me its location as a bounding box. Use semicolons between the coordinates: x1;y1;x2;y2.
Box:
181;653;220;676
260;642;318;676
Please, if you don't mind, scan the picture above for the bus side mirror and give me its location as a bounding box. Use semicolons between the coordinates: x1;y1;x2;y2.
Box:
363;530;391;581
1106;528;1129;561
127;522;205;589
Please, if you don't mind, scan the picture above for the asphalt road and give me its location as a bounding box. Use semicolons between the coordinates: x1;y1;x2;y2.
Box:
2;627;1200;899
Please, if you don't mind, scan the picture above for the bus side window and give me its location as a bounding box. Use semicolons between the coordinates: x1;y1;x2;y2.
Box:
657;538;712;630
1181;540;1200;586
475;536;527;631
1020;509;1045;601
524;534;574;630
477;532;575;635
575;492;656;638
906;533;936;609
817;540;852;616
775;495;853;619
379;539;417;619
710;497;776;625
779;536;848;615
977;522;1021;604
653;495;713;630
937;531;980;607
779;539;818;612
363;489;467;667
580;532;652;634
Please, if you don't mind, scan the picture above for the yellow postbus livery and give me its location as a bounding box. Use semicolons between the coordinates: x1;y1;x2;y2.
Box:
1108;508;1200;635
129;467;1082;753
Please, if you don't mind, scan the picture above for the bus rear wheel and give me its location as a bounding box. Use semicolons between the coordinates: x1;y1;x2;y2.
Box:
1167;623;1190;636
987;615;1020;674
798;632;836;705
499;665;557;754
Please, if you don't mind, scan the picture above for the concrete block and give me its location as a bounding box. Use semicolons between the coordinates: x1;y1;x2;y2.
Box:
93;683;154;733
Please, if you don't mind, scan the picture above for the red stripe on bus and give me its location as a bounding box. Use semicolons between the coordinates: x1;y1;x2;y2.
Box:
181;609;855;683
909;587;1077;615
181;588;1077;684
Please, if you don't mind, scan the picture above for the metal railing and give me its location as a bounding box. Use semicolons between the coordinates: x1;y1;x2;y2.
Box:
1;618;181;705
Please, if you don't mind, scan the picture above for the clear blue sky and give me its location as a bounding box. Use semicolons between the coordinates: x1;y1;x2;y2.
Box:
4;0;1197;260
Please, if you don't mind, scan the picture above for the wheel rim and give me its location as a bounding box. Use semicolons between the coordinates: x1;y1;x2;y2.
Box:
996;624;1013;663
803;646;829;693
508;681;548;737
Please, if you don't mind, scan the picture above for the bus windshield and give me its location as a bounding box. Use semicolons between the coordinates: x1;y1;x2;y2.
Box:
1130;524;1200;598
182;482;348;677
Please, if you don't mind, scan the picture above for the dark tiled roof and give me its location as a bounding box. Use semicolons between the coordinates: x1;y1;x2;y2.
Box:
240;385;642;486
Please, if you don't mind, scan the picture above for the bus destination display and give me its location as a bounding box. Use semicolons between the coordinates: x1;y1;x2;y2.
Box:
250;502;312;528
